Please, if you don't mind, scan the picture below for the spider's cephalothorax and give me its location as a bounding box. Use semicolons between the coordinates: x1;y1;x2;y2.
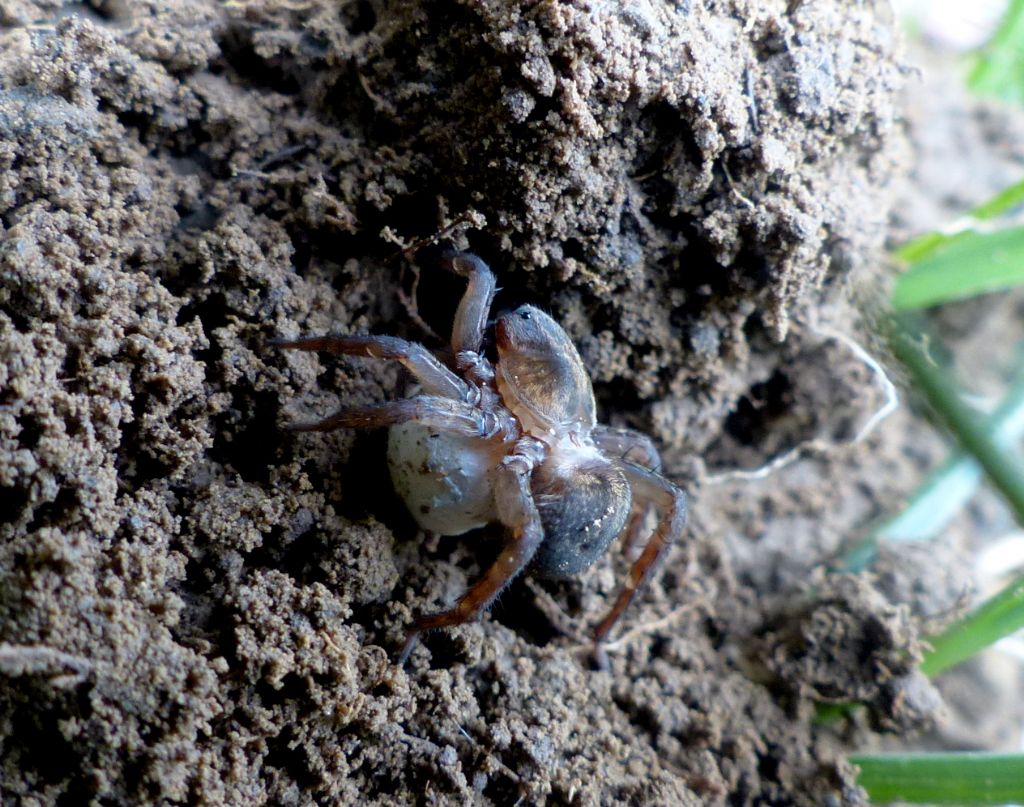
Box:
274;254;687;664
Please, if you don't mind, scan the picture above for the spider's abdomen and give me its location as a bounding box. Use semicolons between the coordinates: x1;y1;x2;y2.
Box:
530;461;632;579
387;421;499;536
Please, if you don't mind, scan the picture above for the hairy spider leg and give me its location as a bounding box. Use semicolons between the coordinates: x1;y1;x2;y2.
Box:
592;463;686;649
592;425;662;557
272;334;471;401
281;396;497;436
399;438;546;663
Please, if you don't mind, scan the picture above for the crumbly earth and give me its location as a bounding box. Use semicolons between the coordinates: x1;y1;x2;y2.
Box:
0;2;943;804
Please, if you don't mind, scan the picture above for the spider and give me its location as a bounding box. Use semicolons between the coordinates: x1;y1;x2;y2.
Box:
274;253;687;665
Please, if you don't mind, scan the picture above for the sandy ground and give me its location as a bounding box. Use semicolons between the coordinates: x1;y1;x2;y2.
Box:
0;1;974;804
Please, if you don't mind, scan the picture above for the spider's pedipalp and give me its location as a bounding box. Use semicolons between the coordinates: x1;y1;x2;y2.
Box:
443;252;497;358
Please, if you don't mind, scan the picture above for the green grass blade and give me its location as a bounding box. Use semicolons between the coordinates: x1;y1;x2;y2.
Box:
886;312;1024;524
968;0;1024;104
852;752;1024;804
836;376;1024;572
892;225;1024;310
893;177;1024;265
973;176;1024;220
835;456;982;573
920;573;1024;677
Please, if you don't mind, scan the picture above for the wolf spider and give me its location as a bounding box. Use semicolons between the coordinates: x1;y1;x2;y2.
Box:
274;253;686;665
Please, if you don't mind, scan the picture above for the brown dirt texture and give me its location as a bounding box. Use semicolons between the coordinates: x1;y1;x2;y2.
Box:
0;2;949;805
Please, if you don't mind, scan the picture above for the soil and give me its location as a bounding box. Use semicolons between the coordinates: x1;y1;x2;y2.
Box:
0;2;960;805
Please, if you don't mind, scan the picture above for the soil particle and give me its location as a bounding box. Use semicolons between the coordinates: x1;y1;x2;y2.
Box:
751;572;934;732
0;2;925;804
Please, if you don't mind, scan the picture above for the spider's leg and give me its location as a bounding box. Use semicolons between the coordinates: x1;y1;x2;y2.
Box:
442;252;497;357
592;424;662;471
272;334;470;400
619;499;653;560
399;438;545;663
592;463;686;648
285;396;497;436
592;426;665;559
